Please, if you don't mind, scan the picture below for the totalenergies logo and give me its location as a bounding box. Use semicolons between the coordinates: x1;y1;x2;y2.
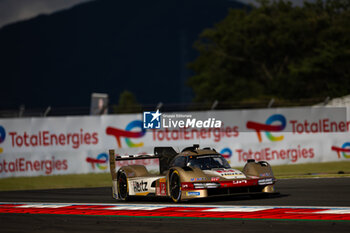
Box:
106;120;146;148
86;153;109;170
220;147;232;159
331;143;350;159
0;125;6;153
247;114;286;142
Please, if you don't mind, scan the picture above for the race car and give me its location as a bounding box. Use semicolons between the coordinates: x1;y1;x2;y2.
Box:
109;145;276;202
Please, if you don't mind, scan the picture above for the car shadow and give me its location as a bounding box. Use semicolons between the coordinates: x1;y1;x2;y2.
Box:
118;192;289;204
187;192;289;204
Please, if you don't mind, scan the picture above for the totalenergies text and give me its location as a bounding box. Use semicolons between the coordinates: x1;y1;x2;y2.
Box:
237;145;315;163
9;129;98;149
0;157;68;175
152;126;239;142
290;119;350;134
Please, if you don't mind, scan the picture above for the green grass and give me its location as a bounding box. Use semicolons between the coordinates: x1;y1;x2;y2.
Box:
271;161;350;175
0;173;111;191
0;161;349;191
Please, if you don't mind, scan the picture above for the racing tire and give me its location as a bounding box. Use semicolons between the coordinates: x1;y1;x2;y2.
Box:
169;170;182;202
117;172;129;201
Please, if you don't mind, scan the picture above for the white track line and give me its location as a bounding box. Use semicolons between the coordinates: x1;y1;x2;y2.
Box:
104;206;163;210
1;202;350;211
19;204;71;208
204;207;272;212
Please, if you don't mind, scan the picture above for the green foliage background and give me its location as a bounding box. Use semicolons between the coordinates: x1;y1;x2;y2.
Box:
188;0;350;103
113;90;141;113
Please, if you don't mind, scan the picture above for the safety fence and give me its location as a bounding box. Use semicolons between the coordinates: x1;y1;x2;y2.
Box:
0;106;349;177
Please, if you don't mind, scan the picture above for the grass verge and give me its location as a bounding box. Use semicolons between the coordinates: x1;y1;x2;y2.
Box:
0;161;349;191
0;173;111;191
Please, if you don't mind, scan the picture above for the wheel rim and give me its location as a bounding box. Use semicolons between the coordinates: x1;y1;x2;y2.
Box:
170;172;181;202
118;173;128;199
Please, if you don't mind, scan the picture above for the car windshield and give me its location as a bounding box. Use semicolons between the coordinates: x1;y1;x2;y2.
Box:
187;155;231;170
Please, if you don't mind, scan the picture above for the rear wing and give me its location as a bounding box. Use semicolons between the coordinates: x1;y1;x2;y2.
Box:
108;150;160;180
109;149;117;180
108;147;178;180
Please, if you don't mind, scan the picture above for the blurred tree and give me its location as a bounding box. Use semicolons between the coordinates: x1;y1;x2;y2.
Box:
113;90;142;113
188;0;350;102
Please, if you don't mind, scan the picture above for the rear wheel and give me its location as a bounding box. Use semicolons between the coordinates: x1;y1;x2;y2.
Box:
170;170;181;202
117;172;129;200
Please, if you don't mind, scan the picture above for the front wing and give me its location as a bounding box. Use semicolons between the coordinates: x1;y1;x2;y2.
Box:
179;178;276;200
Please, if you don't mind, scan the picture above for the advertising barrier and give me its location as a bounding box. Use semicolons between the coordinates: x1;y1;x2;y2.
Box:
0;107;349;178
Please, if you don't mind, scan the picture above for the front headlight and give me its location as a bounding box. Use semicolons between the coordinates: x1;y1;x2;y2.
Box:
258;178;274;185
193;183;220;189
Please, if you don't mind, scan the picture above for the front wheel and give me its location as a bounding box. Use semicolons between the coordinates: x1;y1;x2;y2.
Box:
169;170;181;202
117;172;129;201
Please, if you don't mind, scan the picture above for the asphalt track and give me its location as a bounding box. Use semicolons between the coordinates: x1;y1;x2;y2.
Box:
0;178;349;232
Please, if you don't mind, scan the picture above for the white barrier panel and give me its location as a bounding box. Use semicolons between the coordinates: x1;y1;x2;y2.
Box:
0;107;349;178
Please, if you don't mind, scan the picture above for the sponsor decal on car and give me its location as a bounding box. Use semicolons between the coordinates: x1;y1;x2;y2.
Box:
232;180;247;184
259;172;271;177
186;191;200;196
133;180;148;192
156;178;167;196
190;177;206;181
204;169;246;179
216;169;244;177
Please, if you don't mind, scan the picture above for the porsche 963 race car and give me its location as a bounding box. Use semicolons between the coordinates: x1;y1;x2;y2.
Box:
109;145;276;202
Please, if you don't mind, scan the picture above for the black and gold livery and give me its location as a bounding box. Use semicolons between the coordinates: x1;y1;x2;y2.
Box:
109;145;276;202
